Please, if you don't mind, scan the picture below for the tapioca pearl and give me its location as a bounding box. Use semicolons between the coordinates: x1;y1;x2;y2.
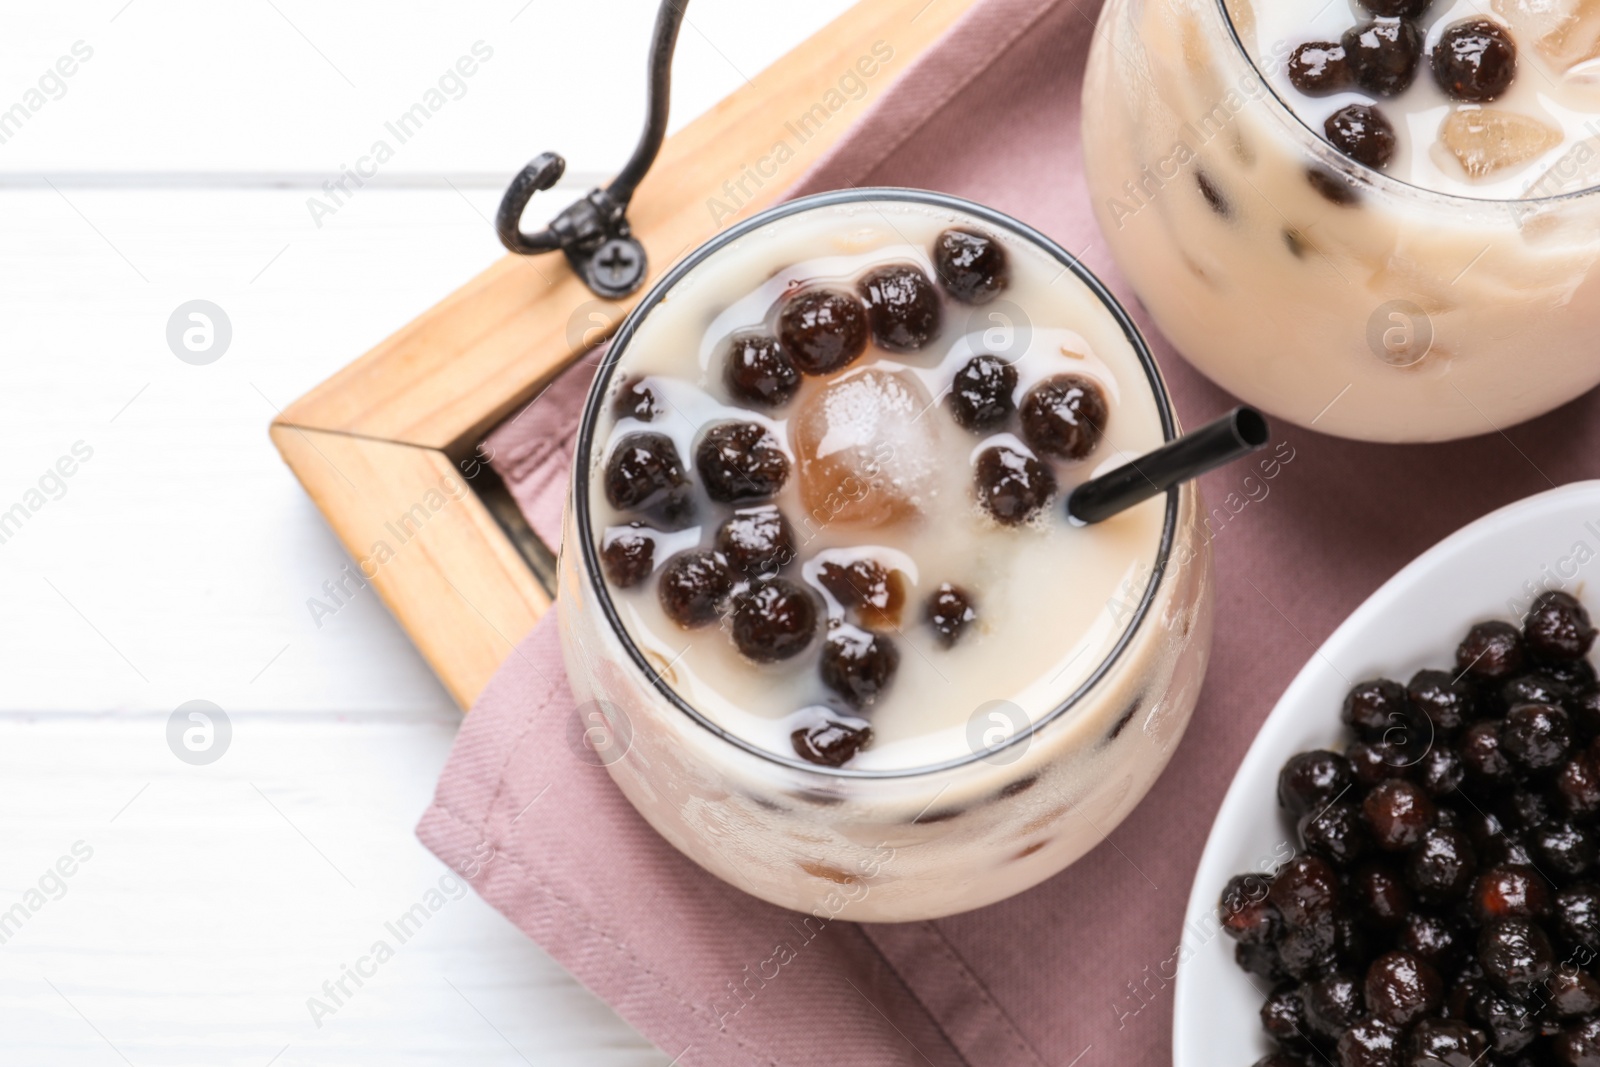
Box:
723;333;800;408
1431;18;1517;103
1343;19;1423;97
1550;968;1600;1017
816;558;907;630
1288;41;1353;95
1457;720;1515;790
1325;104;1398;170
1303;972;1366;1039
1546;656;1598;697
715;506;794;578
1555;884;1600;954
730;579;819;663
604;431;694;525
1196;170;1232;219
1343;678;1410;740
819;625;900;709
973;445;1056;526
857;263;943;353
1336;1020;1403;1067
600;523;656;588
1019;374;1109;461
1479;917;1555;998
612;376;665;422
932;227;1010;306
1349;863;1413;931
1457;620;1527;681
1471;865;1551;923
1406;827;1476;902
790;711;874;767
1406;668;1476;735
1531;820;1596;878
946;354;1017;433
1501;672;1572;713
998;775;1037;799
1366;950;1444;1026
1357;0;1431;17
1105;697;1141;743
777;288;869;374
1302;802;1370;868
1501;702;1573;772
1258;987;1309;1051
1415;747;1466;797
1306;166;1362;206
1525;591;1597;662
657;549;733;629
1396;913;1463;972
1363;778;1437;851
1268;854;1339;927
925;583;977;648
1553;1018;1600;1065
1556;750;1600;820
695;420;789;504
1277;750;1355;817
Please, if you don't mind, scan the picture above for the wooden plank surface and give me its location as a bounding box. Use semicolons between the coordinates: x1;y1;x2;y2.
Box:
0;712;669;1067
276;0;977;449
0;185;514;716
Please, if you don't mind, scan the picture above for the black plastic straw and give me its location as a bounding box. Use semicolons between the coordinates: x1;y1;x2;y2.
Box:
1066;407;1271;525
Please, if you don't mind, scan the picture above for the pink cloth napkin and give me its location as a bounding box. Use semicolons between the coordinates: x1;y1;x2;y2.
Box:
417;0;1600;1062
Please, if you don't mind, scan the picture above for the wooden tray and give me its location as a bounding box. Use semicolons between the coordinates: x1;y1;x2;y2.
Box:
269;0;976;710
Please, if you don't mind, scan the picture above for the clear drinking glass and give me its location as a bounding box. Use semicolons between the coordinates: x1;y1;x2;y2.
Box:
1081;0;1600;443
557;189;1214;921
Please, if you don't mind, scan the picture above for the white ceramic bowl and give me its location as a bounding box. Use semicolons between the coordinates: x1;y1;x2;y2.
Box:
1173;480;1600;1066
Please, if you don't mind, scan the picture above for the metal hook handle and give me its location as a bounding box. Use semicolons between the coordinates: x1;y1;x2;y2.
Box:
495;152;567;255
495;0;689;299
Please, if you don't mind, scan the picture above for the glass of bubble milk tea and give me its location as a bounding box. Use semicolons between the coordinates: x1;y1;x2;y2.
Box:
1084;0;1600;443
557;189;1219;922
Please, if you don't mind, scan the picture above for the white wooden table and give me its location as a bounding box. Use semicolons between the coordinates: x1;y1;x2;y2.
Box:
0;2;852;1062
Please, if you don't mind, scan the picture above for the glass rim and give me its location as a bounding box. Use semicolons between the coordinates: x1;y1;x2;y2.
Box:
1211;0;1600;207
571;186;1182;779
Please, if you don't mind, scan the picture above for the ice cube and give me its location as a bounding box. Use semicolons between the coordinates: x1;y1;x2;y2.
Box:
1224;0;1257;50
1178;13;1225;104
1521;135;1600;198
1513;198;1600;291
1492;0;1600;71
1439;108;1562;179
1367;254;1458;314
1493;0;1575;48
791;369;939;531
1568;54;1600;83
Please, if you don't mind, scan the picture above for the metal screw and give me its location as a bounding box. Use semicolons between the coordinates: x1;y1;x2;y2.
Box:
585;238;647;297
